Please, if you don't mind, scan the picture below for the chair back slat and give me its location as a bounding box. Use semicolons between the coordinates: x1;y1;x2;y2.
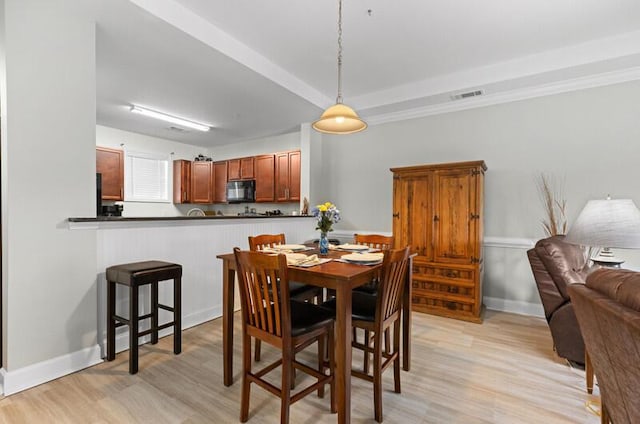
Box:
248;233;286;251
234;248;290;338
377;247;410;322
354;234;394;251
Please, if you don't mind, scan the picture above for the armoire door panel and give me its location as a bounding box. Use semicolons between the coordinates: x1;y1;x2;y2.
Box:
433;171;475;263
393;176;432;260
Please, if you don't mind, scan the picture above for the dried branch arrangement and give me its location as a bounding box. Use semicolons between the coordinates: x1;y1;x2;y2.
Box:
536;174;567;236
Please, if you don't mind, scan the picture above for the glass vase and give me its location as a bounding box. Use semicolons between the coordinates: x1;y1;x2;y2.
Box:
319;232;329;255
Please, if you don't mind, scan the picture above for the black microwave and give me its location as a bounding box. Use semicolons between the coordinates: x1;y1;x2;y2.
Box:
226;180;255;203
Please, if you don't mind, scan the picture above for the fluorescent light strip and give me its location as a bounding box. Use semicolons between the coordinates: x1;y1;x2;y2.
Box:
130;105;211;132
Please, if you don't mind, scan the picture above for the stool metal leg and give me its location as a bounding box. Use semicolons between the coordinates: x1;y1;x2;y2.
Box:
130;284;139;374
151;281;159;345
174;276;182;354
107;280;116;361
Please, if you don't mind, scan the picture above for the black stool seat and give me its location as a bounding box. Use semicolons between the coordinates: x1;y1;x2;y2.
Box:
106;260;182;374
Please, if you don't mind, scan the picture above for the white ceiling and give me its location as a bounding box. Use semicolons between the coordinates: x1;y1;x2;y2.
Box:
95;0;640;147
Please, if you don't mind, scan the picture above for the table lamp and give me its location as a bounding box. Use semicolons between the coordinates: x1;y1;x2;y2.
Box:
564;197;640;267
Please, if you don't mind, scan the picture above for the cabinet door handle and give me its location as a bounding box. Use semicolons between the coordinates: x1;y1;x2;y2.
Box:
392;213;399;219
120;188;123;199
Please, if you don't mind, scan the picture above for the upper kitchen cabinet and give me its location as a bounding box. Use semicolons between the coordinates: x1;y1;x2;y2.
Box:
96;146;124;201
255;154;275;202
228;157;254;180
213;161;228;203
173;159;191;204
191;161;214;204
275;150;300;202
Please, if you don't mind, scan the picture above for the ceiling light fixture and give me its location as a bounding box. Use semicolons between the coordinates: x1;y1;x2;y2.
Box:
312;0;367;135
130;105;211;132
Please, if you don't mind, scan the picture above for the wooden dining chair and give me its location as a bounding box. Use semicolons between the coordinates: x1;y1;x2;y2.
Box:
352;234;396;370
353;234;395;294
354;233;394;251
322;246;410;423
248;234;324;362
234;248;336;424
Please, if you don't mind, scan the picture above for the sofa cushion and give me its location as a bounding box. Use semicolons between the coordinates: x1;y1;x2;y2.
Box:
587;268;640;312
535;235;588;299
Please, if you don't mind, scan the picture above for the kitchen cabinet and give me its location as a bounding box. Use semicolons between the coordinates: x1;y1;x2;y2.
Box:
228;157;254;180
191;161;214;204
173;160;191;203
254;154;275;202
391;160;486;323
213;161;228;203
96;146;124;201
275;150;300;202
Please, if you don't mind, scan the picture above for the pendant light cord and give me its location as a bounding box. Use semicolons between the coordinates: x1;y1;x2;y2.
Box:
336;0;343;104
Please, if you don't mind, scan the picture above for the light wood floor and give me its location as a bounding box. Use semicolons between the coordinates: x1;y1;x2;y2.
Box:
0;310;600;423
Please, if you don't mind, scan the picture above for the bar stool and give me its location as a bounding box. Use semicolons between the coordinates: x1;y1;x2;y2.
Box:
106;260;182;374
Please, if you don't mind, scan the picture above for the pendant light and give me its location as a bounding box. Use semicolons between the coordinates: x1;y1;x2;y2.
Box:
312;0;367;134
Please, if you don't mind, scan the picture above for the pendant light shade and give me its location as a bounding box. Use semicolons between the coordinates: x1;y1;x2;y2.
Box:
312;103;367;134
313;0;367;135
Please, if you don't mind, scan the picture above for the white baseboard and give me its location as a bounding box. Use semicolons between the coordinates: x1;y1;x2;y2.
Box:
484;296;544;318
0;306;222;397
1;344;103;396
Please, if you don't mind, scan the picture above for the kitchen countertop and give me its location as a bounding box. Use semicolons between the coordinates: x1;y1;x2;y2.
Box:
68;214;313;222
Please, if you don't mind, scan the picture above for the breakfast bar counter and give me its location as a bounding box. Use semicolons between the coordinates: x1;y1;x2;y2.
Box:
69;214;312;222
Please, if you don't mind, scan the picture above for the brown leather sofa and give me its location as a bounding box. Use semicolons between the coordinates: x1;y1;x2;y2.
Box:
527;236;588;364
569;269;640;424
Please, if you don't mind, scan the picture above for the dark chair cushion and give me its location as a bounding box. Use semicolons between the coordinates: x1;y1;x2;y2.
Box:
290;300;335;337
321;292;377;322
353;279;378;295
289;281;320;299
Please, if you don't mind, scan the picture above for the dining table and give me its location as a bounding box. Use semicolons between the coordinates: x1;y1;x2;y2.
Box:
216;246;413;424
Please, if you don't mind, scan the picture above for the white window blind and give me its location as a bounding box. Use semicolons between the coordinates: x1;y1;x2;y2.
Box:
125;151;170;202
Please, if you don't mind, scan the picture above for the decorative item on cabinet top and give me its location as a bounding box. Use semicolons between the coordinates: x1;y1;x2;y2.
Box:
194;154;212;161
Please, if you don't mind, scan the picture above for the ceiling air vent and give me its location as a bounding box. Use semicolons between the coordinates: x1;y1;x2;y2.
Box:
451;89;484;101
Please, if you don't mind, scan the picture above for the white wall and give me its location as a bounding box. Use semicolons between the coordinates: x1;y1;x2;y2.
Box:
317;80;640;311
96;125;207;217
210;131;299;159
1;0;98;373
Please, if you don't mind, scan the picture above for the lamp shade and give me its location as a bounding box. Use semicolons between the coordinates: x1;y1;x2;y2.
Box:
312;103;367;135
564;198;640;248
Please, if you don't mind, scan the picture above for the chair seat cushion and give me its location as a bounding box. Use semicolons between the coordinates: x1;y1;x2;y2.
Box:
290;300;335;337
289;281;321;299
321;292;377;322
106;261;182;285
353;279;378;295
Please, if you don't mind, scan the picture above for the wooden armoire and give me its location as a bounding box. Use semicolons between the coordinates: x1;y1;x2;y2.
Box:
391;160;486;323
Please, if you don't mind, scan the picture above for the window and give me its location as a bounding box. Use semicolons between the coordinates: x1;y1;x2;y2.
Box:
124;151;170;202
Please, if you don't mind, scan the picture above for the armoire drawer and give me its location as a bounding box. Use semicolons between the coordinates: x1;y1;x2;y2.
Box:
412;279;475;300
412;264;474;285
